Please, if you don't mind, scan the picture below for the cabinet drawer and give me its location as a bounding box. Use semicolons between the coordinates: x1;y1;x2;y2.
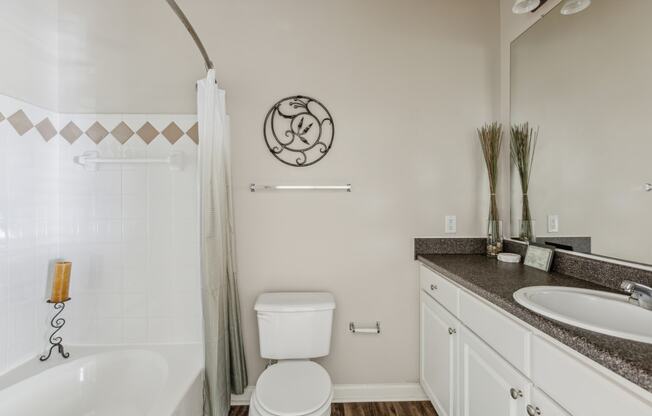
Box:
531;335;652;416
420;265;459;315
459;290;529;374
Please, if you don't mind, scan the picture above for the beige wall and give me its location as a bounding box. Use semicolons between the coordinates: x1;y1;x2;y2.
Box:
24;0;499;384
510;0;652;264
0;0;59;110
57;0;204;114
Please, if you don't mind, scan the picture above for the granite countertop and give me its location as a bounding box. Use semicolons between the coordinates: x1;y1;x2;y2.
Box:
417;254;652;393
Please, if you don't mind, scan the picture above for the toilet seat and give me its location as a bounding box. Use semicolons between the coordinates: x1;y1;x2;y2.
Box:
251;361;332;416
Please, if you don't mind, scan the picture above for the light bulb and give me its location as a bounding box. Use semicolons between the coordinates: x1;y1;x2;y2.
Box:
512;0;541;14
561;0;591;15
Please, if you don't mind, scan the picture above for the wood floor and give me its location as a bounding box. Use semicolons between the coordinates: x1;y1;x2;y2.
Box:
229;401;438;416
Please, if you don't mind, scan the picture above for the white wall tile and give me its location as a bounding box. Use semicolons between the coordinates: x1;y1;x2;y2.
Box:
97;293;122;318
2;95;201;364
123;293;147;318
58;112;200;347
123;318;148;343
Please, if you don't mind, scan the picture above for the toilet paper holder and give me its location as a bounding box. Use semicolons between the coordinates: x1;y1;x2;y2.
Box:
349;321;381;334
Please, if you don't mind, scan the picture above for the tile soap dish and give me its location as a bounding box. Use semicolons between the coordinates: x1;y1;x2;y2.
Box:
498;253;521;263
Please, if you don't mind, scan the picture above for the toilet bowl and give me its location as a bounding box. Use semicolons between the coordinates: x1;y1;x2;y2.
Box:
250;292;336;416
249;361;333;416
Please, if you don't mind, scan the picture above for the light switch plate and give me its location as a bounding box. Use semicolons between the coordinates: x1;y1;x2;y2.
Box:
548;215;559;233
445;215;457;234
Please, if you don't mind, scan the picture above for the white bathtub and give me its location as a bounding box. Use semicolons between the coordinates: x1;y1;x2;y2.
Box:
0;344;203;416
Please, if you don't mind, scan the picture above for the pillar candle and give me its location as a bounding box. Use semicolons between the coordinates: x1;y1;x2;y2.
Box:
50;261;72;303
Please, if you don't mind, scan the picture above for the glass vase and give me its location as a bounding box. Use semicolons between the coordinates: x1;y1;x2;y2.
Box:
487;220;503;258
519;219;536;244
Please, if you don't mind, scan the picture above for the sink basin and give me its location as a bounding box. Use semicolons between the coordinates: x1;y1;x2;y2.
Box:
513;286;652;344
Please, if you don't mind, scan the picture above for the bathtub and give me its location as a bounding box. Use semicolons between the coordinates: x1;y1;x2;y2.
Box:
0;344;203;416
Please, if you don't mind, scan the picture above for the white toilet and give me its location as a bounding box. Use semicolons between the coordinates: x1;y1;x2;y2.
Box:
249;292;336;416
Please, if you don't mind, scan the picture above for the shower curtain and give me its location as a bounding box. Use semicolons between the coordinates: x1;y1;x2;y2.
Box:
197;69;248;416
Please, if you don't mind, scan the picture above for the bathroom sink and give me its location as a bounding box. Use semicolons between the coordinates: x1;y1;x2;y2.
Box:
513;286;652;344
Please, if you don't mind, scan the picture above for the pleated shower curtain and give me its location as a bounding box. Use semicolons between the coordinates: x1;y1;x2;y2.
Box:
197;69;248;416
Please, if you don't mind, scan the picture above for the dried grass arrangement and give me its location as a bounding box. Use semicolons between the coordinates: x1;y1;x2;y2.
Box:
477;122;503;256
511;123;538;242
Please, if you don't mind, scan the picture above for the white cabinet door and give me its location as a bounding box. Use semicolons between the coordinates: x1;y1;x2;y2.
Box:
459;327;530;416
528;388;571;416
420;292;459;416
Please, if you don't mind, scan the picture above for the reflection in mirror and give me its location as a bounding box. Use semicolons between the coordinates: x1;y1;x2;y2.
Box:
510;0;652;265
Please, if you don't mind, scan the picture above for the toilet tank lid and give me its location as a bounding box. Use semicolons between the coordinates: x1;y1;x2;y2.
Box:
255;292;336;312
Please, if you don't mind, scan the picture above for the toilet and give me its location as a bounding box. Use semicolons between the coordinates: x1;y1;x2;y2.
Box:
249;292;336;416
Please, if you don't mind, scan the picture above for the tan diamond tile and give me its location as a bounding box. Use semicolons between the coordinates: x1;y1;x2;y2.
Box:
0;112;5;123
86;121;109;144
186;122;199;144
35;118;58;141
8;110;34;136
60;121;83;144
136;122;159;144
111;121;134;144
161;122;184;144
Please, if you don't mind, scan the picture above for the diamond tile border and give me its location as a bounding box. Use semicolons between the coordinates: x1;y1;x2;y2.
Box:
136;122;160;144
162;122;184;144
2;104;198;145
111;121;134;144
60;121;83;144
35;118;58;142
8;110;34;136
86;121;109;144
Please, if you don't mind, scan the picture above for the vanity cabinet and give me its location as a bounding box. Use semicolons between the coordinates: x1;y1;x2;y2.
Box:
420;292;459;416
458;326;530;416
418;263;652;416
529;388;571;416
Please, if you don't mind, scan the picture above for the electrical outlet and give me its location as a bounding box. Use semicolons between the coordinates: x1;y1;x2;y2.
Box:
548;215;559;233
445;215;457;234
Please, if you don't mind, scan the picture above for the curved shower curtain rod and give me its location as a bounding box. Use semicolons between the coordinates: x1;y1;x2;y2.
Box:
165;0;214;70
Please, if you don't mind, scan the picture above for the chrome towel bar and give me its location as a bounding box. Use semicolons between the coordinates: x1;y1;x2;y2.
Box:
74;151;183;171
249;184;352;192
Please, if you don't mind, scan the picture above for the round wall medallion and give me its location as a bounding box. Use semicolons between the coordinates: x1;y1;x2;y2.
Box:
263;96;334;167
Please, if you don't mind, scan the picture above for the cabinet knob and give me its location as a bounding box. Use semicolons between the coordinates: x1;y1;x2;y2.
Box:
448;327;456;335
509;388;523;400
430;284;438;291
526;404;541;416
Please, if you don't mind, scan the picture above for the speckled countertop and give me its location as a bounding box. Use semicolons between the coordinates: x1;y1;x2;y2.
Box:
417;254;652;393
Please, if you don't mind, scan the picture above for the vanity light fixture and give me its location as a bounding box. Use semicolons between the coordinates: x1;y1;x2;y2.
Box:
560;0;591;15
512;0;541;14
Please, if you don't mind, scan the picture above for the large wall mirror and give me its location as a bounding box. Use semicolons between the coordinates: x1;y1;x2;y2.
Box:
510;0;652;265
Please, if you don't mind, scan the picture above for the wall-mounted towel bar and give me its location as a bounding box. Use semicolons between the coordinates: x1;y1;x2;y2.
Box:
74;151;183;171
250;184;352;192
349;322;381;334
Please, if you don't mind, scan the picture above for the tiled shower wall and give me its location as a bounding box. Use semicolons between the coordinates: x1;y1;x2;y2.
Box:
0;96;59;373
0;94;201;374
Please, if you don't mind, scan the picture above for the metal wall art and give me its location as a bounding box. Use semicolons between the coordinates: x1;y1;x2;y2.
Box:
263;96;334;167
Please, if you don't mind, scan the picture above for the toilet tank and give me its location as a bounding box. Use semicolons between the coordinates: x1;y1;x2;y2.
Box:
255;292;336;360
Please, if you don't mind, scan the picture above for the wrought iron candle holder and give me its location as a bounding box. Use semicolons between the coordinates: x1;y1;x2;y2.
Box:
40;298;71;362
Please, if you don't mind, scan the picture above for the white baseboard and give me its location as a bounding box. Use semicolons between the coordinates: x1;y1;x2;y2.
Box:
332;383;427;403
231;383;427;406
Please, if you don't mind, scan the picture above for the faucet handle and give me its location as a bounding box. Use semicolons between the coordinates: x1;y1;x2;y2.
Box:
620;280;636;293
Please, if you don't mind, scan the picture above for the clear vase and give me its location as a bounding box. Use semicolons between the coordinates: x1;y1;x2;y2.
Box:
487;220;503;258
519;219;536;244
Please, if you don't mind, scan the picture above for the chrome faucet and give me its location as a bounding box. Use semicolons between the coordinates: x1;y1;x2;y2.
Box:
620;280;652;310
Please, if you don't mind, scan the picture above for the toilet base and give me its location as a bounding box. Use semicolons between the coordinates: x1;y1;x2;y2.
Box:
248;391;332;416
